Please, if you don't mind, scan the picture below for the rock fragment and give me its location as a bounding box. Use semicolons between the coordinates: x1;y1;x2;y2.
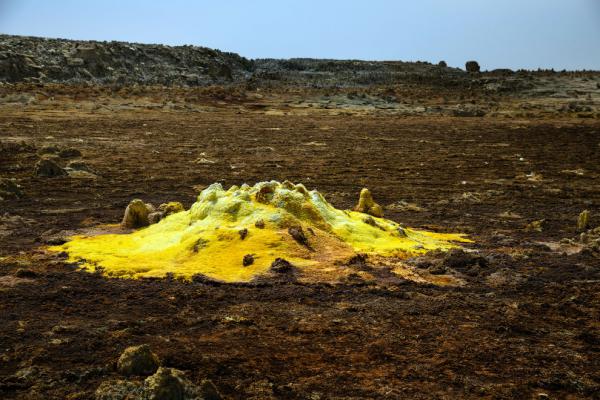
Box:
116;344;160;376
0;178;23;200
288;225;311;249
239;228;249;240
34;158;67;177
95;367;217;400
122;199;153;228
145;367;184;400
243;254;254;266
271;258;293;273
15;268;37;278
58;147;82;158
353;188;384;218
525;219;544;232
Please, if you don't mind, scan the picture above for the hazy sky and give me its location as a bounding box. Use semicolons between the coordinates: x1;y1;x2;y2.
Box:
1;0;599;70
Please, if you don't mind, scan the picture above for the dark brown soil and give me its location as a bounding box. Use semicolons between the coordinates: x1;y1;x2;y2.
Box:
0;87;599;399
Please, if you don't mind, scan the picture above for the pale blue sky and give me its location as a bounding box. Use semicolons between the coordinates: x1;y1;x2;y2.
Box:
1;0;599;70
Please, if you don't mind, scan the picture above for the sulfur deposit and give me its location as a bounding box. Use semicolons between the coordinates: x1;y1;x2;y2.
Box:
50;181;470;282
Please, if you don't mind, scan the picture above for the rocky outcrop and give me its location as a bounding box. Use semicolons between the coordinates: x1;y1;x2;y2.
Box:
0;34;252;86
0;34;468;88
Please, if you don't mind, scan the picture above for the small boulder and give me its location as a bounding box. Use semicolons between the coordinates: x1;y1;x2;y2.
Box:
34;158;67;177
465;60;481;73
442;249;488;277
116;344;160;376
58;148;82;158
66;160;94;173
122;199;153;229
0;178;23;200
525;219;544;232
271;258;293;273
145;367;184;400
15;268;37;278
353;188;384;218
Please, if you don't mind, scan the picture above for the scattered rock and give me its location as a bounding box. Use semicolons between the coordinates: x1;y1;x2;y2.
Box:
40;229;69;245
442;249;488;276
271;258;293;273
95;379;144;400
254;219;265;229
239;228;249;240
116;344;160;376
0;178;23;200
15;268;37;278
122;199;153;229
95;367;214;400
577;210;590;232
66;160;94;173
37;145;60;155
453;106;486;117
243;254;254;266
465;60;481;73
33;158;67;177
145;367;184;400
525;219;545;232
288;225;311;249
199;379;222;400
58;148;82;158
353;188;384;218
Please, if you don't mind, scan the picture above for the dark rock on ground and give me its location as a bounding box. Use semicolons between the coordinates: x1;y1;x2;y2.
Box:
442;249;489;276
0;178;23;200
14;268;37;278
33;159;67;177
270;258;294;273
116;344;160;376
288;225;311;249
58;148;82;158
243;254;254;267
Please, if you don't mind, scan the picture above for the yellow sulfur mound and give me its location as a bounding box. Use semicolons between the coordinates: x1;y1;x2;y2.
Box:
49;181;471;282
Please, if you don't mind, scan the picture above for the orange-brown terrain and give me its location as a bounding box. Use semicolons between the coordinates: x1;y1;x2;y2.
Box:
1;77;599;399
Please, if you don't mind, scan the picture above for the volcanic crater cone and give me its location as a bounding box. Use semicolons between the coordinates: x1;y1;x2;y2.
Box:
50;181;470;282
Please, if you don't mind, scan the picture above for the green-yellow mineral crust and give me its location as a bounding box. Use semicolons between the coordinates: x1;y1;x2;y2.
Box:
50;181;471;282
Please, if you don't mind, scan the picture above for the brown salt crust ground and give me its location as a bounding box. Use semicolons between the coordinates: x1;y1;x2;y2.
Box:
0;86;599;399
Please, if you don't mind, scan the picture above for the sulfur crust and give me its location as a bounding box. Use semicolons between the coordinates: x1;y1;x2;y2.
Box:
49;181;471;282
